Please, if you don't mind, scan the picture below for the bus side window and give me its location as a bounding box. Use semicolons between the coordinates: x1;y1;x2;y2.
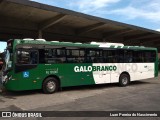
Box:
56;49;66;63
150;51;156;62
108;50;117;63
66;49;85;63
17;50;30;64
143;50;156;62
39;49;45;63
133;51;144;63
30;51;38;64
44;49;57;63
124;50;133;63
17;50;38;65
117;50;124;63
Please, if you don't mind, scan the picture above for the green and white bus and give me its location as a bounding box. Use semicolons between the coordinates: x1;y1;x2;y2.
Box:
1;39;158;93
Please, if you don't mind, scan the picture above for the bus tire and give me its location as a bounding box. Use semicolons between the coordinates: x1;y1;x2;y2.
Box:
42;77;59;94
119;73;129;87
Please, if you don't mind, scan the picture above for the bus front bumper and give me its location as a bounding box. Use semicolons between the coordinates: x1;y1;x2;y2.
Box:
1;72;8;85
0;72;19;91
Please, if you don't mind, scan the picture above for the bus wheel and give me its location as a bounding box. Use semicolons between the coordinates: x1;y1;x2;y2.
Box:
42;77;59;94
119;73;130;87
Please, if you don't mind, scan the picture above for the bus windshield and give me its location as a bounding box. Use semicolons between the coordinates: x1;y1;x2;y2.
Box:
3;49;12;71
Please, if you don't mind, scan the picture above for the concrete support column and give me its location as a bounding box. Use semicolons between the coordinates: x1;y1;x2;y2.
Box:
38;30;42;39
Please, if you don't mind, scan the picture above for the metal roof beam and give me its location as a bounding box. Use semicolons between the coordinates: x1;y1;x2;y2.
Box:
125;36;160;46
103;29;129;38
124;33;150;40
42;32;100;42
103;28;133;39
124;33;156;42
135;34;158;40
139;36;160;44
147;40;160;47
136;36;160;45
76;22;105;35
39;14;66;31
0;0;3;4
151;44;160;48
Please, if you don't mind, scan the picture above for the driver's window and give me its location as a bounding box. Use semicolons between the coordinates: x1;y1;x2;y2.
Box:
17;50;38;64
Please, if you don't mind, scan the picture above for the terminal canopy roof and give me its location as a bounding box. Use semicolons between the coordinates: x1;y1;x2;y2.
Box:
0;0;160;49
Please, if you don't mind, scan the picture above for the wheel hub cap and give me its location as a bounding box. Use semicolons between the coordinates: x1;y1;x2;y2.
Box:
47;81;55;90
122;77;128;85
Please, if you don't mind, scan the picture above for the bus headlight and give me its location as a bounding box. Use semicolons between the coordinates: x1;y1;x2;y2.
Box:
2;75;8;84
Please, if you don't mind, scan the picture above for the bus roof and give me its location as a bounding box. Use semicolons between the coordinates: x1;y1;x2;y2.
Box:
14;39;157;51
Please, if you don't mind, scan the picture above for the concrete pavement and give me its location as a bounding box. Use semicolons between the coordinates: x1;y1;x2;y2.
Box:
0;76;160;119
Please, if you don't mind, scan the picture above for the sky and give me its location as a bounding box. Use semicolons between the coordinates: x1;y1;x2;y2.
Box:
0;42;7;53
0;0;160;52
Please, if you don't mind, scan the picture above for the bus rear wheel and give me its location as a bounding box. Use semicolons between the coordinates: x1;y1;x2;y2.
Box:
119;73;130;87
42;77;59;94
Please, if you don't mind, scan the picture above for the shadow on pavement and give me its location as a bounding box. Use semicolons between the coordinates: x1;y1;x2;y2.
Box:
61;80;150;92
129;80;150;85
0;80;151;97
0;89;43;99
